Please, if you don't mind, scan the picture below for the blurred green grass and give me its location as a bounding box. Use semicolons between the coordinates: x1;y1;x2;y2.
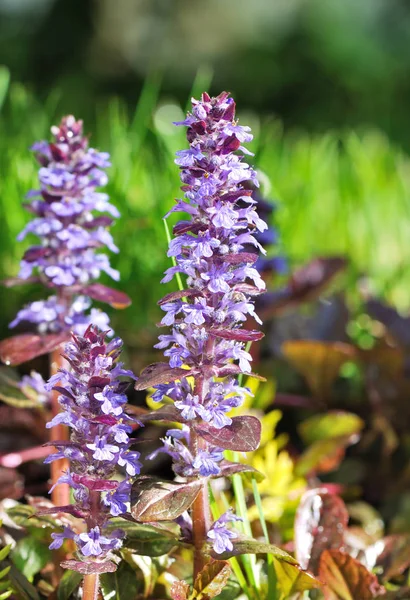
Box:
1;71;410;350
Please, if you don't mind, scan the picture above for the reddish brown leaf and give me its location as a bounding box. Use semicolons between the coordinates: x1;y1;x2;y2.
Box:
217;460;264;480
319;550;385;600
2;276;39;287
0;332;69;366
260;256;348;319
195;416;261;452
82;283;131;309
138;406;185;424
295;489;349;574
216;364;266;381
192;560;231;599
134;362;191;391
209;328;264;342
131;476;202;522
210;538;297;564
60;560;117;574
158;289;202;305
170;580;190;600
222;252;258;265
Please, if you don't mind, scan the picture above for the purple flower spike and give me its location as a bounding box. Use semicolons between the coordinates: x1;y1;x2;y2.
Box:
46;326;140;568
146;92;266;560
9;116;124;337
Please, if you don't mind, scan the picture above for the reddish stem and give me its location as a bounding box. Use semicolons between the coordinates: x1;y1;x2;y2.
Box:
83;573;100;600
50;346;70;506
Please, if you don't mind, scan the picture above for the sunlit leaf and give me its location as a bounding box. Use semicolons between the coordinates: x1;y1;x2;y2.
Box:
131;476;201;522
299;411;364;445
171;580;190;600
100;561;140;600
295;435;359;477
209;538;297;564
82;283;131;309
195;416;261;452
0;332;69;366
274;559;321;598
106;518;179;557
295;489;349;574
189;560;231;600
319;549;385;599
134;363;191;391
366;534;410;582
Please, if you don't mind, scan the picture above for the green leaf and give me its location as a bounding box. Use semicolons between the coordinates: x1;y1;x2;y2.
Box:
107;519;179;557
0;567;10;581
131;476;201;521
3;562;39;600
189;560;231;600
299;411;364;444
11;537;51;582
0;548;11;562
56;570;83;600
6;503;57;529
274;560;321;599
0;591;12;600
100;561;140;600
0;66;10;111
209;538;297;564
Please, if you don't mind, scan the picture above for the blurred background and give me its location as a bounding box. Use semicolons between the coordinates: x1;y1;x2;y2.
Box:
3;0;410;564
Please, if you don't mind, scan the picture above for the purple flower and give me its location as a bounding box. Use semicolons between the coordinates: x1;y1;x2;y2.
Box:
77;526;119;557
87;436;119;461
207;510;242;554
49;526;75;550
192;449;224;477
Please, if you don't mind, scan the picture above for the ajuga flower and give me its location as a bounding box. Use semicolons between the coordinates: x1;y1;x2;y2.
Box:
46;326;140;568
145;92;266;558
9;115;120;336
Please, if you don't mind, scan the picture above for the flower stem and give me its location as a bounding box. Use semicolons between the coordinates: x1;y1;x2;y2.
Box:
82;573;100;600
50;346;70;506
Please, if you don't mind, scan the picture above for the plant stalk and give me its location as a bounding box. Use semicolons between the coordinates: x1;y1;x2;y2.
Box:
82;573;100;600
50;345;70;506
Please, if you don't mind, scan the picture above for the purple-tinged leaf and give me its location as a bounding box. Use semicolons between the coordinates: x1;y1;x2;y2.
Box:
222;252;258;265
139;406;185;424
60;560;117;574
173;220;207;236
71;474;118;491
232;283;262;296
170;581;190;600
195;416;261;452
216;364;266;381
158;289;202;306
260;256;348;319
192;560;231;599
216;460;264;481
366;299;410;347
131;476;202;522
36;505;87;518
134;362;192;391
319;550;385;600
83;216;114;229
82;283;131;309
0;332;69;366
209;328;264;342
209;537;297;564
23;246;51;263
295;489;349;575
2;276;40;288
366;534;410;582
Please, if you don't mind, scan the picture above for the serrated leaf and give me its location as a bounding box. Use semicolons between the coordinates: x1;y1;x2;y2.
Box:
56;570;83;600
189;560;231;600
275;559;321;598
209;538;297;564
134;363;191;391
11;537;51;582
131;476;201;521
295;489;349;574
299;411;364;445
0;332;69;366
100;561;140;600
319;549;385;599
195;416;261;452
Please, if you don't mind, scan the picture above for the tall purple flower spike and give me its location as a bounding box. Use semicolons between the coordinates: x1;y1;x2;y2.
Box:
45;325;141;570
9;116;122;337
141;92;267;555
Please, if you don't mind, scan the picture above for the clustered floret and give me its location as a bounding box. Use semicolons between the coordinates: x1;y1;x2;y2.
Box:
46;326;141;562
149;92;267;553
10;116;119;335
